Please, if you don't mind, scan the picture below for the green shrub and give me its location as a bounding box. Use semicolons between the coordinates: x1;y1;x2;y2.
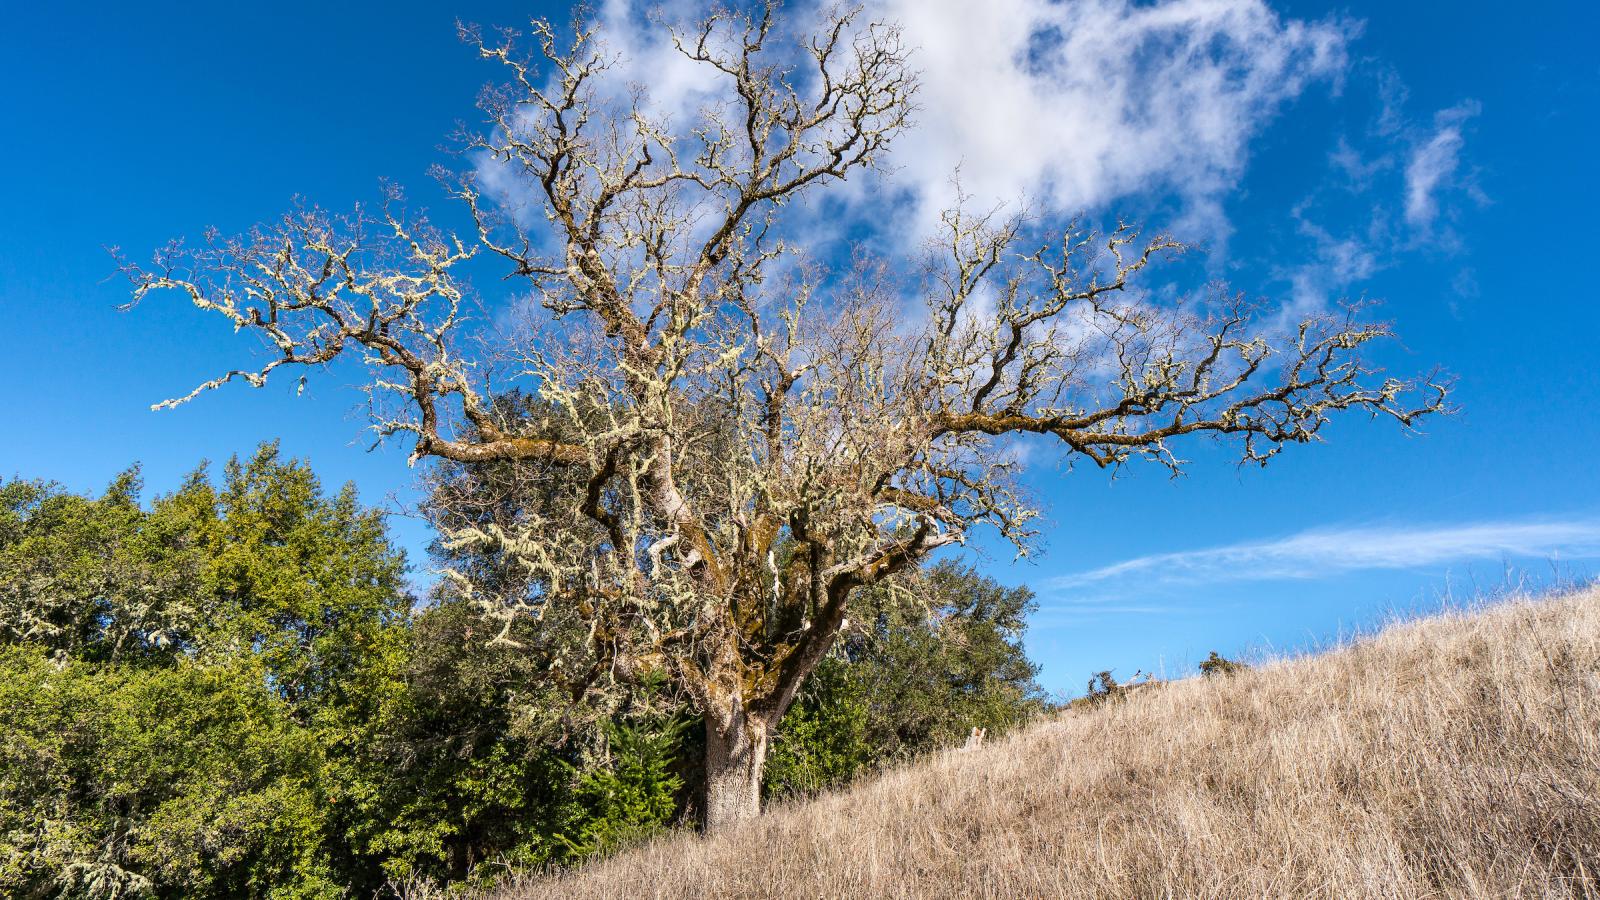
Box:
765;659;875;797
561;716;690;858
1199;651;1248;678
766;563;1048;798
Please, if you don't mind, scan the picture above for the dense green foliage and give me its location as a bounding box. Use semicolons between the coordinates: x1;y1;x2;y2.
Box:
560;715;690;859
765;564;1046;796
0;445;1046;897
0;446;406;898
1;648;338;898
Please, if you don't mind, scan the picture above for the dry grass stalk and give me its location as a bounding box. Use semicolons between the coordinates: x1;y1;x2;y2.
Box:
488;588;1600;899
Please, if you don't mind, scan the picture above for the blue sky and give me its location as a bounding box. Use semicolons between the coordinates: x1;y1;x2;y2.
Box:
1;0;1596;695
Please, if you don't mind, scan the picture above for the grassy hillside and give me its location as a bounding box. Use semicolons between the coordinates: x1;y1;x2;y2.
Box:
494;589;1600;899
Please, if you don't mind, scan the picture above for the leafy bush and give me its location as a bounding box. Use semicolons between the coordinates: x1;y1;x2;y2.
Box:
765;659;876;797
1200;651;1248;678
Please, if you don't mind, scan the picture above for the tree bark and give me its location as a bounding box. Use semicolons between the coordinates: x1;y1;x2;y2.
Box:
702;700;770;834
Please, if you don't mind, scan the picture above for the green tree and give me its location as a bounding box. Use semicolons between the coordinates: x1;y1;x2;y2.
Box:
0;442;411;691
0;469;204;663
0;642;340;899
0;445;409;898
560;715;691;859
174;444;412;712
349;596;608;888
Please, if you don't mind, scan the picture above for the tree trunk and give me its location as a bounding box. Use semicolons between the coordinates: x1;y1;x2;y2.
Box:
703;701;770;834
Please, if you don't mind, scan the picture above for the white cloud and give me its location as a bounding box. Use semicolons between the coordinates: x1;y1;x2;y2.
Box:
487;0;1354;248
1404;100;1480;228
587;0;725;122
1328;136;1390;189
868;0;1354;241
1052;518;1600;588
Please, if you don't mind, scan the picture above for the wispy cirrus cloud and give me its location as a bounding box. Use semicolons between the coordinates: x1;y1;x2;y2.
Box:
1052;518;1600;589
1279;78;1487;318
1404;100;1483;230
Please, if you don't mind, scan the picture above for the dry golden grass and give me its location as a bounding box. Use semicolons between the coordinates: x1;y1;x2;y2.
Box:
498;588;1600;899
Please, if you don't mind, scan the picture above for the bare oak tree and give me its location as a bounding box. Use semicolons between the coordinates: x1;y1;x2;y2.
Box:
122;3;1446;831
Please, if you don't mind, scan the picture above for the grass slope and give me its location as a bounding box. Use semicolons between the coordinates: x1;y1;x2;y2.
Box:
502;589;1600;899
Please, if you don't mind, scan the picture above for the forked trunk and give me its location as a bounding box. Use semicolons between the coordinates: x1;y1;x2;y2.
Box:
703;702;770;833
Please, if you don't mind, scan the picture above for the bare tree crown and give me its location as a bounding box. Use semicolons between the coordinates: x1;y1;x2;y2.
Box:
121;2;1445;793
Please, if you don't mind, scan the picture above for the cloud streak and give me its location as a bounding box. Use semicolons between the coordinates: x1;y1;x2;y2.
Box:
1052;518;1600;589
1405;101;1481;228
